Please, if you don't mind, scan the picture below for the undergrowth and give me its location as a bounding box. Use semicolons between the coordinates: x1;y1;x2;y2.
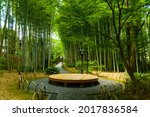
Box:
0;71;47;100
116;75;150;100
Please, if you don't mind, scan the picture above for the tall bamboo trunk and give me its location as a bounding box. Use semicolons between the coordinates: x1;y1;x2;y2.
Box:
0;0;10;55
42;32;46;71
48;29;52;67
0;0;1;30
7;2;11;72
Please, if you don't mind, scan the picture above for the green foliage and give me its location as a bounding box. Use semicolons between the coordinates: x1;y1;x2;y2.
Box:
45;67;59;75
52;39;64;61
1;0;150;76
57;0;150;80
117;75;150;99
88;60;105;72
0;56;7;70
75;60;81;67
126;76;150;94
76;60;105;72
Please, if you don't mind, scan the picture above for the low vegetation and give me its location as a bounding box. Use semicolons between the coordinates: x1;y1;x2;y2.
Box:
0;70;47;100
45;67;60;75
116;75;150;100
63;65;150;99
0;68;150;100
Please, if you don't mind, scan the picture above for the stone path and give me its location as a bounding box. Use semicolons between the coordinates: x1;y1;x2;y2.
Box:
30;62;123;100
55;62;69;74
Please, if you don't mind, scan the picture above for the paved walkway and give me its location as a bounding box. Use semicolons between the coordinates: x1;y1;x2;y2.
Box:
30;62;123;100
55;62;69;74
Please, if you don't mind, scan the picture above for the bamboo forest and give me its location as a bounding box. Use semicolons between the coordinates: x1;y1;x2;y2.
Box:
0;0;150;100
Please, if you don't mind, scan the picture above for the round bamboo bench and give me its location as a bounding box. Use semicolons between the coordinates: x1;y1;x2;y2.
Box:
49;74;99;87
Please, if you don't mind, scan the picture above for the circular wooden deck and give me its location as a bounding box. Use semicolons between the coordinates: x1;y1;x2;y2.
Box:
49;74;99;87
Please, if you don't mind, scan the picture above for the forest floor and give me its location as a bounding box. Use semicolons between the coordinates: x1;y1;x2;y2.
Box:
0;70;48;100
0;68;150;100
64;67;150;99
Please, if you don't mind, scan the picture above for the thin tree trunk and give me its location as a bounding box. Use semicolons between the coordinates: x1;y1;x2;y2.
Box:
0;0;10;55
94;28;100;70
48;29;52;67
145;13;150;62
7;0;11;72
42;32;46;71
112;51;116;72
0;0;1;29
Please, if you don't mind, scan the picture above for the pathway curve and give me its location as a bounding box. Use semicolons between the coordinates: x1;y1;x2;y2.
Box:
30;62;123;100
55;62;69;74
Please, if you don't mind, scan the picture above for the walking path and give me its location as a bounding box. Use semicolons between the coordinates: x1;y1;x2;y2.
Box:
55;62;69;74
30;62;123;100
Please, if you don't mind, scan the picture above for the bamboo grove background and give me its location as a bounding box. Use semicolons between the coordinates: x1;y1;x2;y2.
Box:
0;0;150;81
